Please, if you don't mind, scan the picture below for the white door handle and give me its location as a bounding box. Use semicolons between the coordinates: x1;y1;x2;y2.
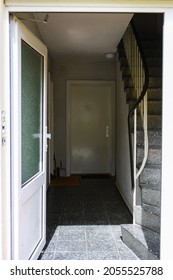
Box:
106;126;109;138
46;133;51;140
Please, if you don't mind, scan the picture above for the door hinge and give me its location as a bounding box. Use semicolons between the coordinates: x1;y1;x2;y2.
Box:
1;110;6;146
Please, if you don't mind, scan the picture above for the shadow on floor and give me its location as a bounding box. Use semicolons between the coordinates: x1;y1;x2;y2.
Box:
39;177;138;260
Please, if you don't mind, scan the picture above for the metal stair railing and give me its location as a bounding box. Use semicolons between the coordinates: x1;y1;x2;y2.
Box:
122;21;149;195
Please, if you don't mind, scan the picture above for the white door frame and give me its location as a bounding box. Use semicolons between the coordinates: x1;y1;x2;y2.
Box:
66;80;115;176
1;0;173;260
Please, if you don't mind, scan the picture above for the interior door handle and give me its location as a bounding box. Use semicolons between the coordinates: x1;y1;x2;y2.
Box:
106;126;109;138
46;133;51;140
45;126;51;140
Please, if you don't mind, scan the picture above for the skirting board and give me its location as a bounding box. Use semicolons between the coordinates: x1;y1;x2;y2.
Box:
115;182;133;214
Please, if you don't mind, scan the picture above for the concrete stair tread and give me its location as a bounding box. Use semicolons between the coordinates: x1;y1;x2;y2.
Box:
137;129;162;137
146;57;162;67
135;204;160;217
137;146;161;165
136;101;162;115
124;77;161;89
126;88;162;103
148;67;162;77
137;130;162;147
121;224;160;259
134;205;160;233
148;77;162;88
137;144;161;150
141;40;162;48
137;145;162;152
144;53;162;59
147;88;162;100
139;164;161;185
140;183;161;190
136;115;162;130
138;163;161;169
141;185;160;207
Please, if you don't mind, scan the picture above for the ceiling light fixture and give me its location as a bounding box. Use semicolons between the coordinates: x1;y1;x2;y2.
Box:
105;53;115;59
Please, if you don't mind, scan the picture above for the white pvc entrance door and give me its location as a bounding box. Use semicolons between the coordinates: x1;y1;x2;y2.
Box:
10;17;47;259
67;81;113;175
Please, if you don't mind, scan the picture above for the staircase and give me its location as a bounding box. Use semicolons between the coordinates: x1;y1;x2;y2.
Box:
118;38;162;259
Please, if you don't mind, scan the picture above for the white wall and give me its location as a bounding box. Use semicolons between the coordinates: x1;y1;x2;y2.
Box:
53;58;116;172
115;55;133;213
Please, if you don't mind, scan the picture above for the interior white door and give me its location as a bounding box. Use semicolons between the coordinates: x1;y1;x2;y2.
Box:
10;16;47;259
67;81;113;175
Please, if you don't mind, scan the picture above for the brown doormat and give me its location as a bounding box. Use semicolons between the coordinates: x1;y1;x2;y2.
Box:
49;176;80;187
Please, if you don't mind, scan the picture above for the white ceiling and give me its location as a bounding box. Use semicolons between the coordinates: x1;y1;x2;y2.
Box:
34;13;133;60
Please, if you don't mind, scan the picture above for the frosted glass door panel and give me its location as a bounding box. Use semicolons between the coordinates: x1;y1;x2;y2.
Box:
22;41;43;185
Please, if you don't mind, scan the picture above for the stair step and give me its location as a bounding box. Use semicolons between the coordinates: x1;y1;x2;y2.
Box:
146;57;162;67
119;56;128;68
137;146;161;165
143;49;162;58
136;101;162;115
141;40;162;49
137;115;162;130
134;205;160;233
126;88;162;103
147;88;162;101
148;101;162;115
121;224;160;260
139;165;161;185
123;77;133;88
137;130;162;146
118;47;126;57
123;77;162;89
149;67;162;77
149;77;162;88
126;88;137;102
121;66;131;77
141;184;160;207
140;183;161;191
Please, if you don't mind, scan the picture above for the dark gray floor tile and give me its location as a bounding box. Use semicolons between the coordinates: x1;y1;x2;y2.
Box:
60;219;85;226
85;213;108;221
39;177;138;260
85;220;110;225
61;213;85;221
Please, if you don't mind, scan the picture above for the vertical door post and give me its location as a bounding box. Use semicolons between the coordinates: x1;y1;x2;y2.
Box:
161;9;173;260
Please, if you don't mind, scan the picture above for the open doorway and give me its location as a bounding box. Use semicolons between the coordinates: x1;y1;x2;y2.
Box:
10;11;133;260
15;12;132;179
9;10;163;260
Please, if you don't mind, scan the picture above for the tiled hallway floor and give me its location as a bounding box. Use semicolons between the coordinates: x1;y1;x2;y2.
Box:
39;177;139;260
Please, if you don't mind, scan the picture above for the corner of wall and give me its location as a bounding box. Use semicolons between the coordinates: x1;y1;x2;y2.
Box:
115;56;133;211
